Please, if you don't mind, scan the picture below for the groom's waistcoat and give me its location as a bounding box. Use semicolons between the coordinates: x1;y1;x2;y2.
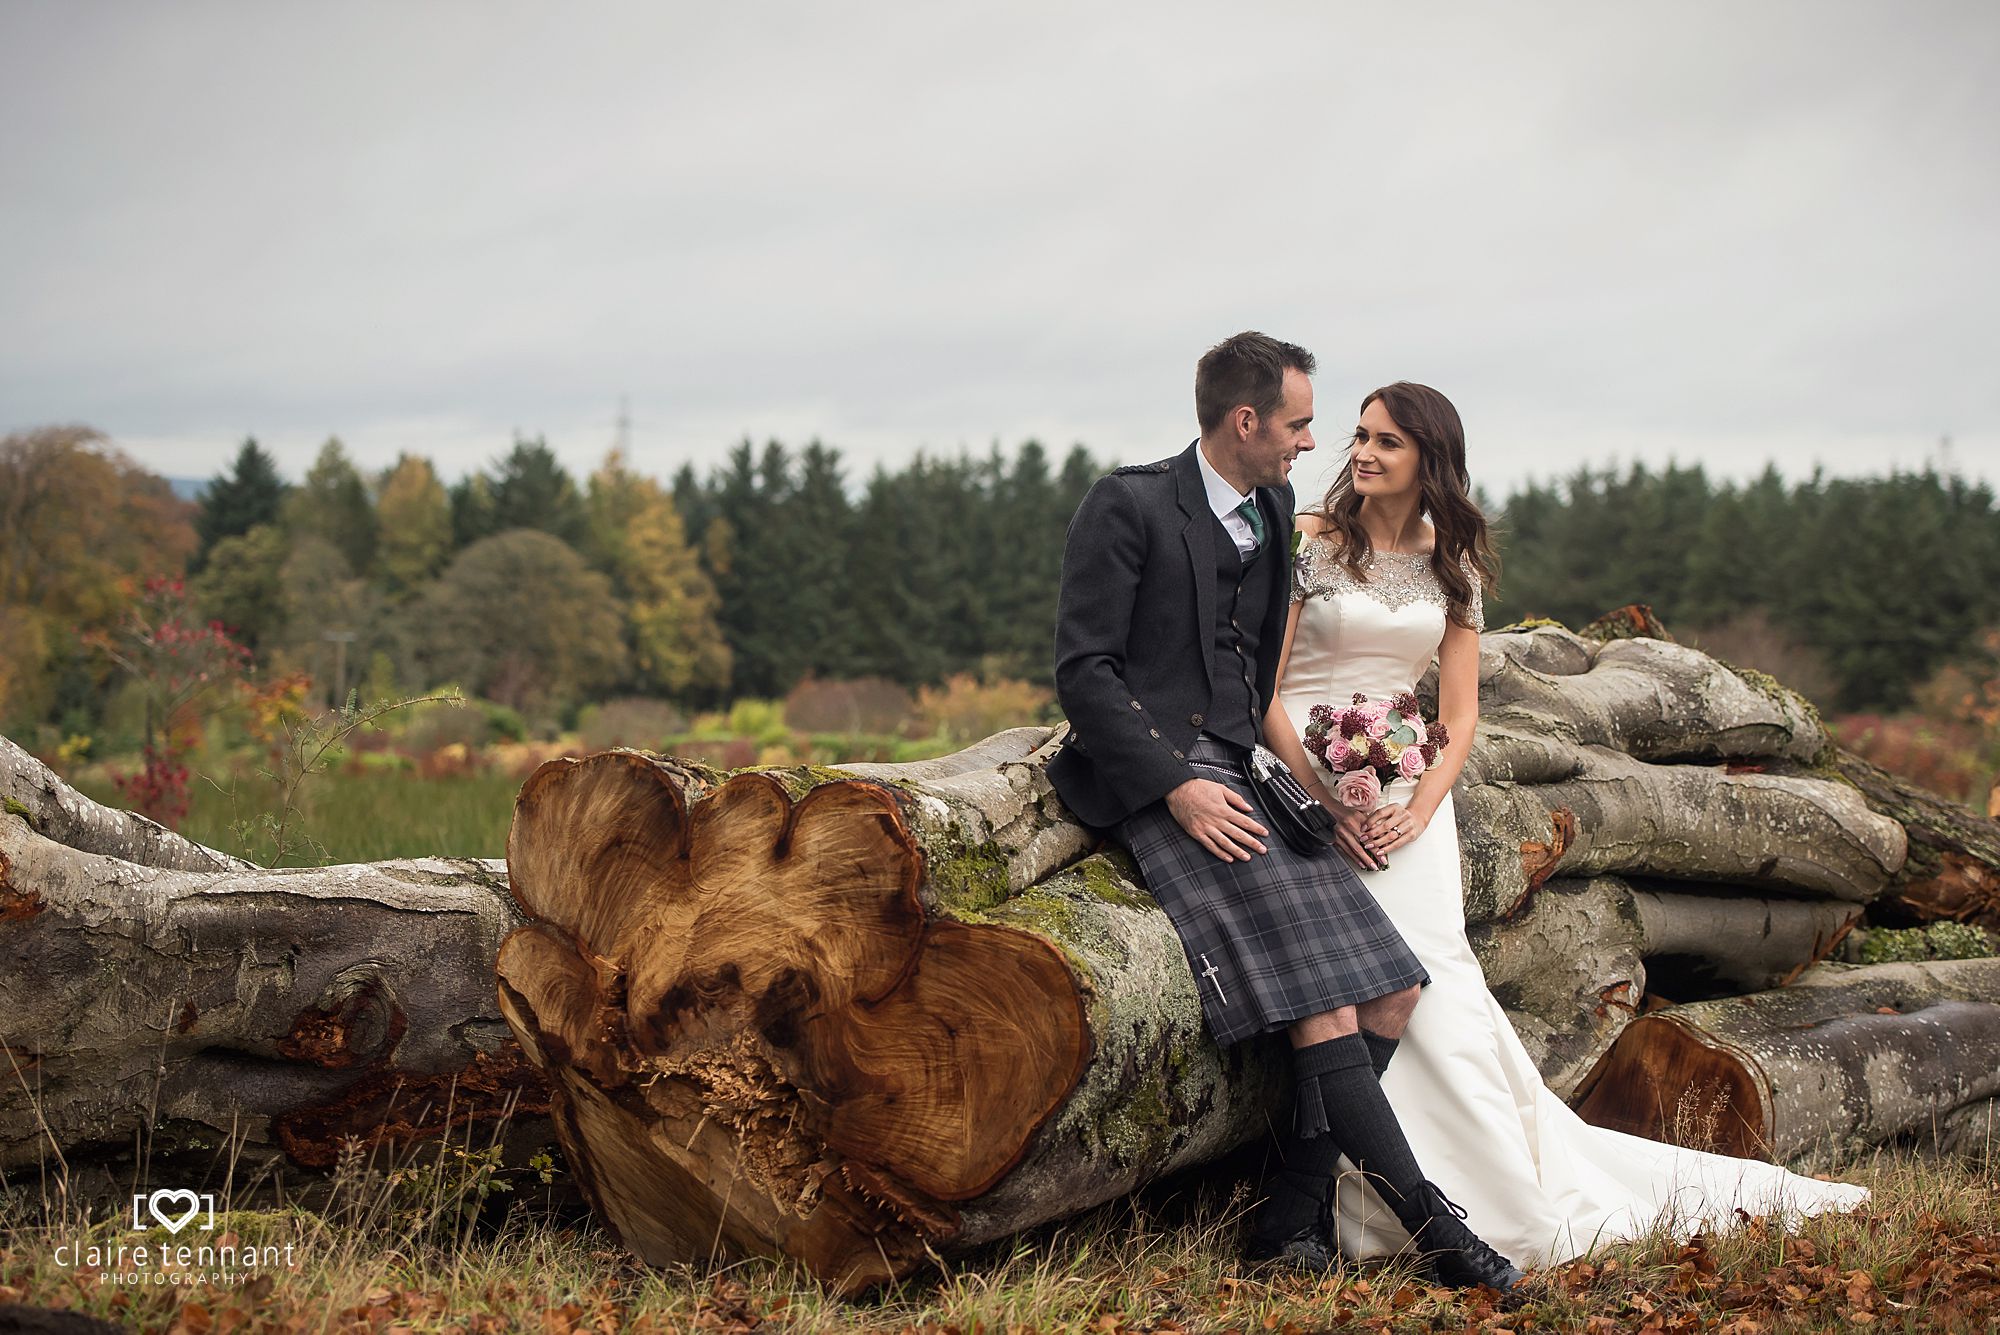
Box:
1202;514;1279;750
1048;443;1294;830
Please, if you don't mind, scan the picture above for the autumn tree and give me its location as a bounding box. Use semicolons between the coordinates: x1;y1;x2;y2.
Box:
584;451;732;697
414;530;627;718
196;438;289;569
0;426;196;727
374;454;452;593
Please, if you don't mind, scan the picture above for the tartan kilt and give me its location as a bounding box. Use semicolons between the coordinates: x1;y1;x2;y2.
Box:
1119;740;1429;1048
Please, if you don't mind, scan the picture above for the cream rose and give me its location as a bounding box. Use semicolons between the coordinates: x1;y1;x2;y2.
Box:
1336;767;1383;811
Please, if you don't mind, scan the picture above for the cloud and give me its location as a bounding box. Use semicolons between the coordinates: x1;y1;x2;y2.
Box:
2;1;1993;495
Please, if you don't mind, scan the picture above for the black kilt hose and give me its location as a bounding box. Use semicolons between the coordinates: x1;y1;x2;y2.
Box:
1120;737;1430;1048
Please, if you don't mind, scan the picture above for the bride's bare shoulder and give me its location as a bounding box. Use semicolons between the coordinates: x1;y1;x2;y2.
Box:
1294;513;1331;540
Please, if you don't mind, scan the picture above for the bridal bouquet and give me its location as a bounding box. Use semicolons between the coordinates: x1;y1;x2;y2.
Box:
1302;691;1449;812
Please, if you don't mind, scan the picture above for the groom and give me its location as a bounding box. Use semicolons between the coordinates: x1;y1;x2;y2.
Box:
1047;332;1521;1290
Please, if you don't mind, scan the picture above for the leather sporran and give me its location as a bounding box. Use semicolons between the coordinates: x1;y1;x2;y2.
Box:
1245;744;1339;857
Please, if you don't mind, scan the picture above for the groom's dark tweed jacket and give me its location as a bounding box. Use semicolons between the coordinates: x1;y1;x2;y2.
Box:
1048;442;1295;830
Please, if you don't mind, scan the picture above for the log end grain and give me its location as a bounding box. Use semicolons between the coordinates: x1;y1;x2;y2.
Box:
499;751;1093;1287
1571;1013;1773;1159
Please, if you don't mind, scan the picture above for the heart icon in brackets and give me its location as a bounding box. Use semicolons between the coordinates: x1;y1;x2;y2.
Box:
147;1189;203;1234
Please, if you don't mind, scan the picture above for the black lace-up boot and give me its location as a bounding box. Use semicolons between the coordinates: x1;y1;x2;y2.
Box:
1387;1181;1525;1292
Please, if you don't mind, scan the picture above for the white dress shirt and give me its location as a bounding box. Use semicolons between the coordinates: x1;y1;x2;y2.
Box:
1195;443;1260;557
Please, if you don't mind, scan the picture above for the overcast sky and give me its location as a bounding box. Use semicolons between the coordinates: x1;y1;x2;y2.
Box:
2;1;1994;503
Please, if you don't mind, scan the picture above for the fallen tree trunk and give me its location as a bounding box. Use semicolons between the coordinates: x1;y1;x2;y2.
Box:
1835;749;2000;932
0;811;533;1195
1440;626;1906;922
1571;958;2000;1165
496;735;1285;1294
1470;878;1861;1099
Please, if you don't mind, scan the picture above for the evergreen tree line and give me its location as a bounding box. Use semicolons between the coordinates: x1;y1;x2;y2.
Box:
669;438;1105;697
1491;462;2000;712
6;426;1996;745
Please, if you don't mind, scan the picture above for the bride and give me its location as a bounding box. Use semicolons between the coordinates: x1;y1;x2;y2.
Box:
1261;381;1869;1267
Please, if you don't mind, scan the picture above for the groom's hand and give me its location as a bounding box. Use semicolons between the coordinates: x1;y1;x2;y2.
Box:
1165;778;1268;861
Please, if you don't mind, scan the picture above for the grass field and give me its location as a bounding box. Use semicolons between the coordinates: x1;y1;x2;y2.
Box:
3;1145;1997;1333
74;766;527;865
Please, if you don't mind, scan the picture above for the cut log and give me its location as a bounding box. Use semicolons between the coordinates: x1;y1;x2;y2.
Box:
1627;888;1861;998
0;747;535;1196
496;737;1286;1294
1571;959;2000;1164
1835;749;2000;933
1469;876;1647;1099
1430;627;1906;922
1468;877;1861;1099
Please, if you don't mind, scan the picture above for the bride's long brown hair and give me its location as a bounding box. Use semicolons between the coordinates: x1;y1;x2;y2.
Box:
1310;381;1499;628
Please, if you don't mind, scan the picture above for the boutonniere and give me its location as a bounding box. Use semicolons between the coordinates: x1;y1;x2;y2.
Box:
1290;528;1305;558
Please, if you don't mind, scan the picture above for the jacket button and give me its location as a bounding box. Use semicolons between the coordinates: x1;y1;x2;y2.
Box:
1190;713;1204;727
1172;750;1185;760
1130;699;1142;710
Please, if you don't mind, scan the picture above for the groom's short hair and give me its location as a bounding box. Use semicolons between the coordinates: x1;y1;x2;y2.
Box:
1195;332;1317;432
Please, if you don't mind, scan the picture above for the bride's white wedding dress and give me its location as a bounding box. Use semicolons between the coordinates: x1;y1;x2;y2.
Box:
1276;539;1867;1266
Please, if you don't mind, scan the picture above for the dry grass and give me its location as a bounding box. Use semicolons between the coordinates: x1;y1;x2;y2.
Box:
3;1144;1997;1334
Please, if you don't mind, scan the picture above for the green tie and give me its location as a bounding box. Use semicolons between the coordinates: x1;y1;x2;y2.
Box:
1235;497;1266;550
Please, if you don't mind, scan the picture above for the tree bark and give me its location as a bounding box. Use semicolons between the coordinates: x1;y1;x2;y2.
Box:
1470;877;1861;1100
495;734;1287;1295
0;747;535;1197
1;735;247;875
1571;959;2000;1166
1834;749;2000;932
1438;626;1905;923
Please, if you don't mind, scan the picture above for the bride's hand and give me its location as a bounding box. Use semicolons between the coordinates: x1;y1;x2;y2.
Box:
1332;805;1385;872
1366;803;1428;857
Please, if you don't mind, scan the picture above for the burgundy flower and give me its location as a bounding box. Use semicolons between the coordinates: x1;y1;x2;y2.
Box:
1367;739;1392;768
1339;708;1369;738
1430;722;1450;750
1419;742;1438;765
1392;691;1420;716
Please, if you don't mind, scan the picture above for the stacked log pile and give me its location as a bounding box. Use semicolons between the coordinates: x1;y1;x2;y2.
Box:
4;615;1997;1292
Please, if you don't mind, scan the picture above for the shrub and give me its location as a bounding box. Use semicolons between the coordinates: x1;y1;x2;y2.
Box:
1833;713;1983;803
577;697;687;752
667;737;757;769
784;677;915;735
914;674;1054;744
401;699;490;757
1686;609;1840;708
725;698;792;748
479;700;528;743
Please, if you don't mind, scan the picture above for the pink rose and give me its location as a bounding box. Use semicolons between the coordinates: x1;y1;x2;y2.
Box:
1336;767;1383;811
1323;736;1350;768
1365;714;1392;739
1398;748;1427;780
1405;717;1428;745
